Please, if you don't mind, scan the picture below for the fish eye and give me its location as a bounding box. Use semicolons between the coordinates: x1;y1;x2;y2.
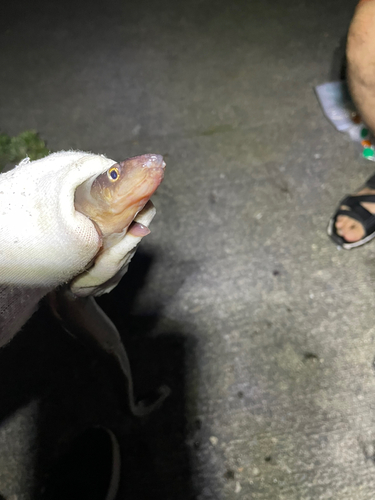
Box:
108;166;120;181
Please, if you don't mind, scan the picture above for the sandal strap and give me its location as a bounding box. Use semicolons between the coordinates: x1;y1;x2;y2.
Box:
341;196;373;221
335;208;368;224
343;194;375;203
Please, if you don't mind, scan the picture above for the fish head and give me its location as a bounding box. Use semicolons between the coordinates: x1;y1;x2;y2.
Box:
75;154;165;237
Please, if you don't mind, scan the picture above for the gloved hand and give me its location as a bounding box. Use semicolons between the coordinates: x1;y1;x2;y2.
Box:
0;151;158;339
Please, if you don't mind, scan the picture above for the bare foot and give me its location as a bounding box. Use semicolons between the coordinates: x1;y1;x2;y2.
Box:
335;187;375;242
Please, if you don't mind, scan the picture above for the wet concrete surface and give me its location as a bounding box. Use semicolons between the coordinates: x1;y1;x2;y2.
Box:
2;0;375;498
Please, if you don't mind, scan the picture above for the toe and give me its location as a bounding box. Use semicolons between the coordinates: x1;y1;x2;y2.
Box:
341;228;362;242
335;215;345;229
339;219;364;242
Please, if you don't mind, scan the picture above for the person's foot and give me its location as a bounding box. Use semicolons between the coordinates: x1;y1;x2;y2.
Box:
335;186;375;242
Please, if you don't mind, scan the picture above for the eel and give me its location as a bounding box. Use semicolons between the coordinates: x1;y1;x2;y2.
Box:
0;151;168;416
51;154;170;415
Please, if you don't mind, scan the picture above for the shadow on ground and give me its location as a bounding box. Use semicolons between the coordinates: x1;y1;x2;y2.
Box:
0;251;197;500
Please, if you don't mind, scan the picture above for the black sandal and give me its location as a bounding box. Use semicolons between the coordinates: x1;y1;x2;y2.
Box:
328;173;375;249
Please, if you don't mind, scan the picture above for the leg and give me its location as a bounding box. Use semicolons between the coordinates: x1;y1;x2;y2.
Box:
333;0;375;244
347;0;375;131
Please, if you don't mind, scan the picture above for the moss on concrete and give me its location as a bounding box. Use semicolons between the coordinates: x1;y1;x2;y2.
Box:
0;131;49;172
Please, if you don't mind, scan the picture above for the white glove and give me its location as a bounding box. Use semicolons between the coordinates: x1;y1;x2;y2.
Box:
0;151;156;339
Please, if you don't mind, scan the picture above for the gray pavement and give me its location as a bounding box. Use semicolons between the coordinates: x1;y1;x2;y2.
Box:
2;0;375;498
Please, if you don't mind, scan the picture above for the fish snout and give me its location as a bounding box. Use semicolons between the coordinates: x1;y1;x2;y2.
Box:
141;154;166;170
118;154;165;173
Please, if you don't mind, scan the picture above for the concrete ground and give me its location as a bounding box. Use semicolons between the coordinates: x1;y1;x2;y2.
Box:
2;0;375;498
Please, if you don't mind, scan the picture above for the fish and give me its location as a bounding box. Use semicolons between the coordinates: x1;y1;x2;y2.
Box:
0;152;168;416
51;153;169;416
